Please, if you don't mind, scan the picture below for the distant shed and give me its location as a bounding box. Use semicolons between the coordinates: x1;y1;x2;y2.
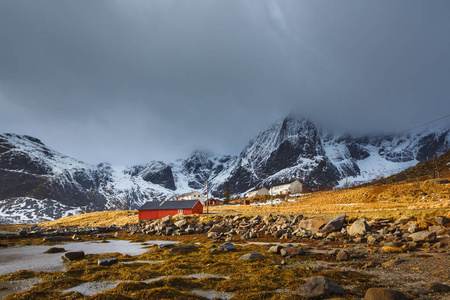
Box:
138;200;203;220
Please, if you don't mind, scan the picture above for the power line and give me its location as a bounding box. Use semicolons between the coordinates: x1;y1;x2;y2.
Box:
395;114;450;135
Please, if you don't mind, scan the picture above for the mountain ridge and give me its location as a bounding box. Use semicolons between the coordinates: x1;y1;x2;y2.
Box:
1;116;449;223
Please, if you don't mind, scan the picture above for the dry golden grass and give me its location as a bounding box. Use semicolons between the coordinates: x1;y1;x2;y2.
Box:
210;179;450;219
39;210;138;227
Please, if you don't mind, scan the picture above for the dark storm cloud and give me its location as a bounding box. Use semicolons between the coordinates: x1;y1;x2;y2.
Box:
1;1;449;164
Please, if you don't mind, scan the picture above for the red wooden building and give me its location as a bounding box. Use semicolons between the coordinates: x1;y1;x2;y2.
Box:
138;200;203;220
204;198;223;206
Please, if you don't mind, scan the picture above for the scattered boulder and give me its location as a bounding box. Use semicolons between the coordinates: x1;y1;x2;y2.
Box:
300;218;331;233
363;287;410;300
174;219;187;228
435;216;449;226
218;242;236;252
425;282;450;293
61;251;85;262
409;231;436;242
296;276;345;298
267;245;283;254
280;247;304;257
208;226;228;234
161;215;171;223
98;258;118;266
239;253;264;260
169;245;198;253
348;219;370;236
320;214;346;233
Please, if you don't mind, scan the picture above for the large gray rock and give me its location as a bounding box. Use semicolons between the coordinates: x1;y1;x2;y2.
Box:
219;242;236;252
348;219;370;236
174;219;187;228
435;216;449;226
280;247;304;257
409;231;436;242
296;276;344;298
363;288;410;300
98;257;118;266
267;245;283;254
239;253;264;260
299;218;331;233
169;245;198;252
320;214;346;233
61;251;85;262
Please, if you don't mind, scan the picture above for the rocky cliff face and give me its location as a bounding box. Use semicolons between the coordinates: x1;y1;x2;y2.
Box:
1;116;449;223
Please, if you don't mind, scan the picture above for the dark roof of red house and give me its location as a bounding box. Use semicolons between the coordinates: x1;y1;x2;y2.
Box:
138;200;200;211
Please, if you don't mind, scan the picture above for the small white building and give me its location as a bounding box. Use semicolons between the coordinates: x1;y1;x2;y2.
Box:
245;187;269;198
178;191;204;204
269;180;303;196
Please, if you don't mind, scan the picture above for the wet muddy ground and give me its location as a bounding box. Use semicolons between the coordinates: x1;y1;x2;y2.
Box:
0;232;449;299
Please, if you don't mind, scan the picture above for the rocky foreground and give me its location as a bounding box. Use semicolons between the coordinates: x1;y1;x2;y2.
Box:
1;213;450;299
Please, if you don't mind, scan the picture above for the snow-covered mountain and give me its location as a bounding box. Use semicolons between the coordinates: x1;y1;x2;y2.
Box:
1;115;449;223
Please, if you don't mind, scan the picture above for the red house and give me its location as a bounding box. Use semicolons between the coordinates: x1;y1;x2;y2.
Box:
138;200;203;220
204;198;223;206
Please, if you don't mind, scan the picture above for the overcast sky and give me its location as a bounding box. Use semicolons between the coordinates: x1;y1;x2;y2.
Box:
1;1;449;165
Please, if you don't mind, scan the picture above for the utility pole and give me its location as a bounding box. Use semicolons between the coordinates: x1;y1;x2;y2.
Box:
206;180;209;214
433;155;440;179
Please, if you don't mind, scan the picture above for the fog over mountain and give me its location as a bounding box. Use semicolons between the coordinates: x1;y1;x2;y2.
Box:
1;1;450;165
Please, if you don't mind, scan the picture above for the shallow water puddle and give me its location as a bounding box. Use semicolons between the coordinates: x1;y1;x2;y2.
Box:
0;240;177;275
62;274;232;297
62;280;122;296
186;273;229;279
191;289;234;300
0;278;41;299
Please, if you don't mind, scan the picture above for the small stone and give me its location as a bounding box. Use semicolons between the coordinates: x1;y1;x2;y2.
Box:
381;246;404;253
363;287;410;300
207;232;220;239
367;236;378;245
61;251;85;262
336;250;349;261
98;257;118;266
296;276;344;298
267;245;283;254
239;253;264;259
